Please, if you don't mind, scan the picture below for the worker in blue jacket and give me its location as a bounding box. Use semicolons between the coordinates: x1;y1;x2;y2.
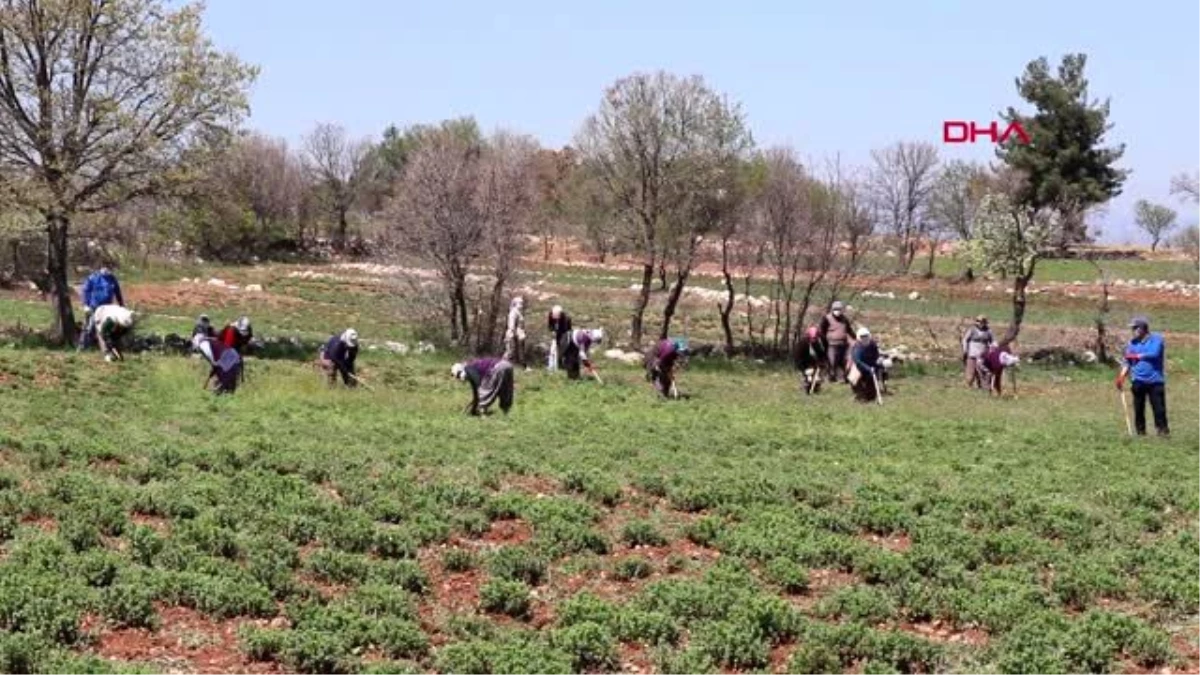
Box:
77;267;124;350
1116;315;1169;437
319;329;359;387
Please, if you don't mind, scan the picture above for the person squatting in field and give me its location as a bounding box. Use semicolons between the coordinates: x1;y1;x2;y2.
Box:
849;326;883;403
503;296;527;369
78;266;125;351
646;337;689;398
980;344;1020;396
962;315;996;389
819;300;854;383
452;357;515;415
193;333;243;395
93;304;135;362
547;305;572;371
561;328;604;381
794;325;829;394
1116;315;1169;437
320;329;360;387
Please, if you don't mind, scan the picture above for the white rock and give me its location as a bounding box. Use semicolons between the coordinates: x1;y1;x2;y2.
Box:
984;285;995;292
907;291;921;301
367;345;378;351
27;281;39;291
206;278;225;287
1081;350;1097;363
180;278;191;284
245;284;264;292
384;341;409;354
1072;281;1083;286
415;341;436;354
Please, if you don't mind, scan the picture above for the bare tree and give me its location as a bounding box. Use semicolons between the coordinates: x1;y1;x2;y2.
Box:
575;71;750;347
1169;171;1199;204
228;133;308;246
474;131;539;352
1172;225;1199;266
304;123;372;252
1133;199;1177;252
755;147;810;352
386;128;539;350
927;160;988;280
0;0;256;343
869;142;939;273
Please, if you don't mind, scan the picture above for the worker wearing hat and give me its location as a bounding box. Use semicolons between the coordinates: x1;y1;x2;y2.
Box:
819;300;855;383
319;328;360;387
1116;315;1169;437
961;315;996;389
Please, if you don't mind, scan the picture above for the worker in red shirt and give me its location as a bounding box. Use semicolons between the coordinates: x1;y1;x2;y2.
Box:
219;316;253;355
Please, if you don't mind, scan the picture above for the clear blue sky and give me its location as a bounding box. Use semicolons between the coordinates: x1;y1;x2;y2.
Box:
203;0;1198;243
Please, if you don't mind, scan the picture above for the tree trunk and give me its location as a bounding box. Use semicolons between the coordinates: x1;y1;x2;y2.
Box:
718;238;735;357
960;266;975;283
452;277;469;345
335;208;349;252
630;260;654;348
657;260;668;290
659;267;691;340
743;273;756;348
46;214;77;346
925;239;939;278
543;235;552;261
999;274;1030;348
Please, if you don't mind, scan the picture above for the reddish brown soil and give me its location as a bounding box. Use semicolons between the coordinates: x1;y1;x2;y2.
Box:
479;518;534;546
20;513;58;533
130;514;171;533
84;605;283;674
897;620;989;646
619;642;656;674
124;283;303;311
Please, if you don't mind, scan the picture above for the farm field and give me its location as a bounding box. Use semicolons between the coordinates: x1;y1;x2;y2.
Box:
0;257;1197;675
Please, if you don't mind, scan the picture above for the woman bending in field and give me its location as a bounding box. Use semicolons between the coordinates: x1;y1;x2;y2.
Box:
645;337;688;399
451;357;515;415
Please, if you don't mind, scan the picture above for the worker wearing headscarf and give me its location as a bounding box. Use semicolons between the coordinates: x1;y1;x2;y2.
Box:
319;329;360;387
794;325;828;394
547;305;572;371
503;296;527;369
193;333;243;395
562;328;604;380
451;357;515;416
646;337;689;399
962;315;995;389
849;326;882;403
93;304;136;362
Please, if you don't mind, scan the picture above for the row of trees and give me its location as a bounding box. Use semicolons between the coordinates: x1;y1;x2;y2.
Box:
0;0;1189;354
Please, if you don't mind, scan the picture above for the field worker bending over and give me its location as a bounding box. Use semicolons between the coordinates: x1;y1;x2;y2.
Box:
193;333;243;394
503;296;527;370
192;314;216;341
219;316;254;355
819;301;854;383
452;357;515;416
1116;315;1169;437
646;337;689;399
547;305;572;371
78;266;124;350
849;326;882;403
320;329;360;387
981;344;1020;397
562;328;604;381
794;325;828;394
962;315;995;389
93;304;136;362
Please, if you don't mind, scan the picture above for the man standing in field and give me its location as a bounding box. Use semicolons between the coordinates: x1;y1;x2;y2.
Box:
452;357;515;415
319;329;360;387
77;266;125;350
547;304;572;371
961;315;996;389
503;296;527;370
819;301;854;383
1116;315;1169;437
93;304;136;362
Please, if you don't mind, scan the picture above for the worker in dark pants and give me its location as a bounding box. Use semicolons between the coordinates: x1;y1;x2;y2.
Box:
1116;315;1169;437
